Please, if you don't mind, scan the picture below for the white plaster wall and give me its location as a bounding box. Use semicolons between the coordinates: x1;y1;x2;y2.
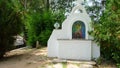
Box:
62;13;91;40
47;29;63;57
92;42;100;59
58;40;92;60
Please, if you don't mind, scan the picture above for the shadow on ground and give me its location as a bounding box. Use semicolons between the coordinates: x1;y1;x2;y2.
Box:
0;47;117;68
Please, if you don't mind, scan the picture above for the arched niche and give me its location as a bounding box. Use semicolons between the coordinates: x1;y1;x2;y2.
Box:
72;21;85;39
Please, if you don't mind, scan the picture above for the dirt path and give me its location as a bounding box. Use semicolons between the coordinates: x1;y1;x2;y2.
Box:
0;47;50;68
0;47;117;68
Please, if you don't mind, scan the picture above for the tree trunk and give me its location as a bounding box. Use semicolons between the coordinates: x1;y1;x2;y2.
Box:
46;0;49;10
0;50;5;59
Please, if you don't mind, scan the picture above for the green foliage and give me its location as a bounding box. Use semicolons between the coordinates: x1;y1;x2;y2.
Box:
38;30;52;46
90;0;120;63
84;0;105;22
117;63;120;68
50;0;75;13
26;9;56;47
0;0;23;58
24;0;67;47
18;0;75;47
94;57;104;65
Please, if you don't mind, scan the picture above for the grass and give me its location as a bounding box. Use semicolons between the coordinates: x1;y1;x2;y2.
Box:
62;62;67;68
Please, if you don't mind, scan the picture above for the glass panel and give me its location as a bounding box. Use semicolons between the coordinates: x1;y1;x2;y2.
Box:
72;21;85;39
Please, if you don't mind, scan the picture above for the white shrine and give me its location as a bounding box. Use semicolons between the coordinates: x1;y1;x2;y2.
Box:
47;0;100;60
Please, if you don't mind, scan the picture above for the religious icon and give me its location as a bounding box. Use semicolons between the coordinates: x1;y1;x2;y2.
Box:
72;21;85;39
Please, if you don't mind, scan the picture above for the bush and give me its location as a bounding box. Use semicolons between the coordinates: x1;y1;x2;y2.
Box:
90;0;120;63
26;10;54;47
22;0;66;47
0;0;23;58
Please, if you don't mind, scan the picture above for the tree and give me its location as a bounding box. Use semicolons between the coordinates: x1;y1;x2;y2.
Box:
90;0;120;63
84;0;105;22
0;0;23;58
24;0;76;47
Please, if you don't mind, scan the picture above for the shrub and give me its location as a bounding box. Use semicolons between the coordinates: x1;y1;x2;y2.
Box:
27;10;55;47
90;0;120;63
0;0;23;58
